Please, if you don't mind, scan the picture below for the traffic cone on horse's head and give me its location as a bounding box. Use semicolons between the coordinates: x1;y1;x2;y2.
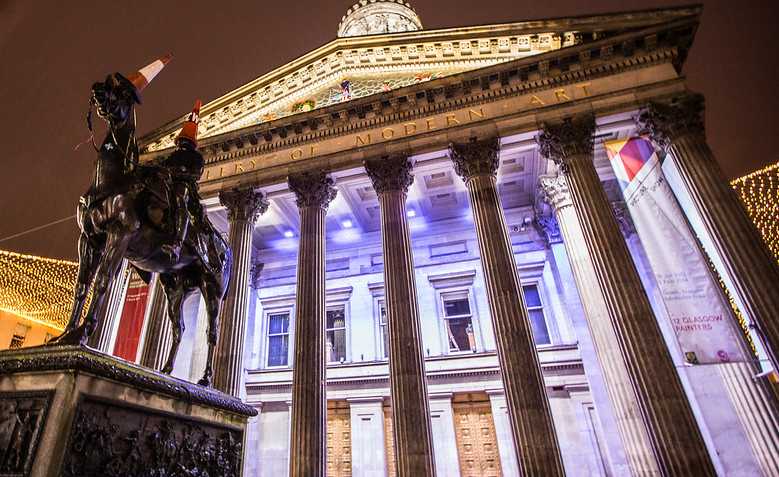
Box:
125;53;172;95
175;100;202;149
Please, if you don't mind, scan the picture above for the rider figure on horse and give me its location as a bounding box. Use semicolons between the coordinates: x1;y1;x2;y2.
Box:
159;100;211;265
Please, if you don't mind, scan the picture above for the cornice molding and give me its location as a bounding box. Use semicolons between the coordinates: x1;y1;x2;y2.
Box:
140;13;698;159
140;6;700;151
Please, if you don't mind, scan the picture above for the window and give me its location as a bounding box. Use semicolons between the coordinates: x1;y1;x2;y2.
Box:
522;284;551;345
326;307;347;363
9;323;30;349
442;294;476;352
266;312;290;367
378;301;388;359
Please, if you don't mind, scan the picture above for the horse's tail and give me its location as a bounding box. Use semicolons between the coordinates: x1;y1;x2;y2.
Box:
220;245;233;301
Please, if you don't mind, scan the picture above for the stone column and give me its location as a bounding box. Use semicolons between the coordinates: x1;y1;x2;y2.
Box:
214;188;268;397
364;155;436;477
88;258;129;352
428;394;460;477
449;137;565;476
539;174;660;475
287;171;337;477
537;115;715;475
638;93;779;371
139;275;172;370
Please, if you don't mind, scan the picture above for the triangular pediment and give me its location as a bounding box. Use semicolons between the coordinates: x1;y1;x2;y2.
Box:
140;5;700;152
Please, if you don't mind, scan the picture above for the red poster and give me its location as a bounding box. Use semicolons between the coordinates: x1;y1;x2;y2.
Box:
113;272;149;361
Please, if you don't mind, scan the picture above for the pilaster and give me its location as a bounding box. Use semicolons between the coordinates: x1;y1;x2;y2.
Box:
449;136;565;476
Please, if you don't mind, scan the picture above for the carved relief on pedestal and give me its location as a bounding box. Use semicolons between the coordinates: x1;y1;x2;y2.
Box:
364;155;414;194
0;391;51;476
61;398;244;477
219;188;269;223
288;171;338;210
536;115;596;170
448;137;500;181
636;94;705;150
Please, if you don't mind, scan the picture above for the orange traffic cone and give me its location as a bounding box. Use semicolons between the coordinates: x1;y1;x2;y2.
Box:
176;100;202;148
125;53;172;94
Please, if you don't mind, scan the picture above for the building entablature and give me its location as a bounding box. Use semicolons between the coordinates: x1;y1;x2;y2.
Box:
245;346;585;403
139;5;700;154
139;9;699;199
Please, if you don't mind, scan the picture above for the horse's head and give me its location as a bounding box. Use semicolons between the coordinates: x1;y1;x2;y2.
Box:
91;73;139;128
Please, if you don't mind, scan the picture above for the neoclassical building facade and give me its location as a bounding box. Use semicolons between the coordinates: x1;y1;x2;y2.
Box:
90;3;779;476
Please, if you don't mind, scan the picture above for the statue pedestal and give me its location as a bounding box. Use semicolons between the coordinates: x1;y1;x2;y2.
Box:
0;345;257;477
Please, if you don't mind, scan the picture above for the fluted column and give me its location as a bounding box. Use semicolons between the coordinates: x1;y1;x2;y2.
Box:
537;115;715;475
539;174;660;475
449;138;564;476
139;275;172;370
88;258;129;352
214;188;268;396
287;171;337;477
638;94;779;371
365;155;436;476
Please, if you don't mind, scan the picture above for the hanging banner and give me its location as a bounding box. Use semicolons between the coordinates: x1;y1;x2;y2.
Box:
605;137;746;364
113;271;149;361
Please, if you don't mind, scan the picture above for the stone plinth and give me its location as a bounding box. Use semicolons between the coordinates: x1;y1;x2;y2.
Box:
0;345;257;477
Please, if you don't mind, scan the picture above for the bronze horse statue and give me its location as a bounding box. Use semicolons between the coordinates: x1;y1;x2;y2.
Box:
52;70;231;387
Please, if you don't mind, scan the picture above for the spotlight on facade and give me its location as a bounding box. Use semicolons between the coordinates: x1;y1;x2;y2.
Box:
406;209;416;218
283;230;294;238
342;219;353;228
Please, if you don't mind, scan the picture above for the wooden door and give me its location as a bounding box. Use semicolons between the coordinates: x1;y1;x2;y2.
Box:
327;403;352;476
453;401;502;477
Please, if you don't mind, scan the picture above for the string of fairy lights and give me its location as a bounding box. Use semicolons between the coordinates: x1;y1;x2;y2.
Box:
731;161;779;264
0;250;88;331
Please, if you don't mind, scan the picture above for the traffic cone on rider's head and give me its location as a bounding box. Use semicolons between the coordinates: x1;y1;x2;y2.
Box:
176;100;202;149
125;53;172;96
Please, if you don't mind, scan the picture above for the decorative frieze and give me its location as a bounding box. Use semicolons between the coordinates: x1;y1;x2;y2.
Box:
219;188;269;223
364;155;414;194
288;171;338;210
637;94;705;150
448;137;500;180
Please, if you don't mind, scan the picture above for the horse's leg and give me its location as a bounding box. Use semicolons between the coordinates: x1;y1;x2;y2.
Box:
68;233;100;329
197;280;222;387
160;274;189;375
80;230;130;342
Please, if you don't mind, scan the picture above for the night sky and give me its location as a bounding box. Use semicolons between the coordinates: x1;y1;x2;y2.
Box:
0;0;776;260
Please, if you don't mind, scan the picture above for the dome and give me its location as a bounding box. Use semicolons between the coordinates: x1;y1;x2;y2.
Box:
337;0;423;38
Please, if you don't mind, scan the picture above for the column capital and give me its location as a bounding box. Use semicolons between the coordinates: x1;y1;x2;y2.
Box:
288;171;337;210
538;174;572;211
536;114;596;166
219;188;269;223
364;155;414;194
448;136;500;181
636;94;705;150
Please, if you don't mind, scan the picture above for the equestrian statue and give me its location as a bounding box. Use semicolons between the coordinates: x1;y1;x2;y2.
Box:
50;55;232;387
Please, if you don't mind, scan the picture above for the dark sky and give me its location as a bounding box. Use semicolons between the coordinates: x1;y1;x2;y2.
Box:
0;0;776;260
